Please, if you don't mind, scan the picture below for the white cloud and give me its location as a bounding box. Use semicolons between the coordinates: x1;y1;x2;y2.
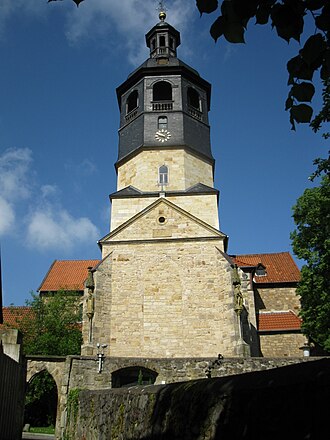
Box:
0;147;99;250
64;158;97;176
26;207;99;251
0;196;15;235
0;147;33;236
41;184;59;199
64;0;195;64
0;0;196;64
0;147;33;200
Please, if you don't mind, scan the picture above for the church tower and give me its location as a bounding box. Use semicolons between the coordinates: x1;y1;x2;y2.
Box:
82;10;251;358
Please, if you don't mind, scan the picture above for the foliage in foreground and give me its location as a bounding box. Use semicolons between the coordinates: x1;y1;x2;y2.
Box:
291;174;330;351
17;290;82;356
197;0;329;131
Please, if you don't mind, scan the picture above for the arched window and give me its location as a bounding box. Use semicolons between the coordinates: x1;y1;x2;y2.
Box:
159;165;168;185
126;90;138;114
112;366;158;388
153;81;172;101
187;87;200;111
158;116;168;130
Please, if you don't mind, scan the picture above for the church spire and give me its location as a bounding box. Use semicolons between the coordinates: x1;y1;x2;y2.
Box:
157;1;167;21
145;3;180;59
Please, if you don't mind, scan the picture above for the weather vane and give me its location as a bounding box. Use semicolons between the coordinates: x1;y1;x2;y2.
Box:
157;1;167;20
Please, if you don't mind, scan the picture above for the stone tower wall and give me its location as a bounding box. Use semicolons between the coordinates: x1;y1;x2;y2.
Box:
116;149;214;192
82;239;243;358
110;193;219;231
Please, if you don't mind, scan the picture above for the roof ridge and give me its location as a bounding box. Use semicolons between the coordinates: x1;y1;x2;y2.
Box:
232;251;291;258
53;259;100;263
3;305;31;310
258;310;298;315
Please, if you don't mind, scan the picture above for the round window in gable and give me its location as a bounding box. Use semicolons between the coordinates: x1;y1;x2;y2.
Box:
158;216;166;224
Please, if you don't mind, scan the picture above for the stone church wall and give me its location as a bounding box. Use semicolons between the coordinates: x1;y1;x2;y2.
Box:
111;193;219;231
255;285;300;312
83;240;241;358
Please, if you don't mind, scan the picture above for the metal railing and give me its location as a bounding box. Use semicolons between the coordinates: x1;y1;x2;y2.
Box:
188;106;202;120
152;101;173;111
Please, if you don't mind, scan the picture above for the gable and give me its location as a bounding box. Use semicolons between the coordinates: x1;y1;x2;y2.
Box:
101;198;225;243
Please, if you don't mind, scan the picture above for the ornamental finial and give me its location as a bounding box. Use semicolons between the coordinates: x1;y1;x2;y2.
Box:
158;1;167;21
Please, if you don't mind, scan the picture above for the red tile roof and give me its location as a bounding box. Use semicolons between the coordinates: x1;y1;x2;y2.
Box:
231;252;300;284
258;311;302;332
38;260;100;292
0;306;33;330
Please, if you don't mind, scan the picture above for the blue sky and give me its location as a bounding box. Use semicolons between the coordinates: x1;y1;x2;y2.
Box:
0;0;327;306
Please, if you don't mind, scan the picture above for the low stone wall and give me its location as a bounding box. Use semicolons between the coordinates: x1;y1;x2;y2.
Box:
67;355;319;390
64;358;330;440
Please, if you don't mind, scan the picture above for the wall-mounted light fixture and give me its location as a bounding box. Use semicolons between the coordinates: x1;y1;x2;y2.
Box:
96;343;108;373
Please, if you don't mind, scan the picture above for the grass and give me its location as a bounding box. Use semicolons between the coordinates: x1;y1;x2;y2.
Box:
30;426;55;434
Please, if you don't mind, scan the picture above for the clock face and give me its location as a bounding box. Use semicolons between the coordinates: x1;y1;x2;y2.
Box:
155;129;171;143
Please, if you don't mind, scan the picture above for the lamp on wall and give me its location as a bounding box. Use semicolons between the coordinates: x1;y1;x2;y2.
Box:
96;343;108;373
299;342;311;357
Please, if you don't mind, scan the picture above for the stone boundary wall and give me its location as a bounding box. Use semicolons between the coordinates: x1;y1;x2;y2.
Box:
64;358;330;440
67;355;322;390
31;354;327;438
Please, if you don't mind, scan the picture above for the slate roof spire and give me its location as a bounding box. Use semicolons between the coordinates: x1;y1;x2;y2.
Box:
145;3;181;59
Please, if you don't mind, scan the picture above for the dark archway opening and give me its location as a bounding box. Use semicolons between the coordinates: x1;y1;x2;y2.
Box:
153;81;172;101
112;366;158;388
24;370;57;430
126;90;138;114
187;87;200;110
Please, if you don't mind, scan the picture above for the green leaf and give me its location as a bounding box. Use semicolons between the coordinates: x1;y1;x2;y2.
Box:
305;0;326;11
291;82;315;102
300;34;327;68
285;96;294;110
271;3;304;43
290;103;313;123
196;0;218;15
291;175;330;351
218;1;246;43
290;111;296;130
256;4;272;25
210;16;225;42
315;5;330;31
224;21;245;43
287;55;314;81
320;64;330;81
232;0;259;21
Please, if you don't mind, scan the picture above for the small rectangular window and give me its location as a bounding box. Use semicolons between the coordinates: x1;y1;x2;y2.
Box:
159;165;168;185
159;36;166;47
158;116;168;130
